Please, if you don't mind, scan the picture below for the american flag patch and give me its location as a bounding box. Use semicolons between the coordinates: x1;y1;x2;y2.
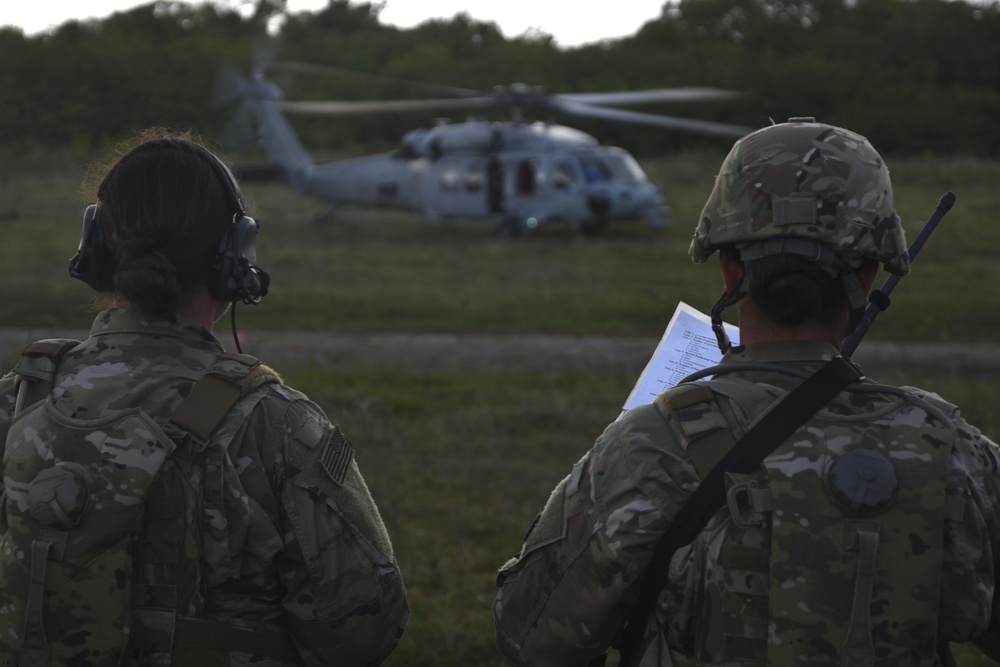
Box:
320;425;354;486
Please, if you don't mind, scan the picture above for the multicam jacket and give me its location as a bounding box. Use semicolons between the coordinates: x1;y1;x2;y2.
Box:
0;308;408;666
494;340;1000;667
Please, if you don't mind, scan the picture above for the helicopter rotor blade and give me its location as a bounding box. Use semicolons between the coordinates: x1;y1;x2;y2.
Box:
279;96;497;116
558;87;745;106
269;61;481;98
553;99;752;138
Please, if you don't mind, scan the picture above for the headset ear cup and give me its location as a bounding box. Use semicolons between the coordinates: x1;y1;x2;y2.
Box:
68;204;116;292
209;215;269;303
210;222;234;301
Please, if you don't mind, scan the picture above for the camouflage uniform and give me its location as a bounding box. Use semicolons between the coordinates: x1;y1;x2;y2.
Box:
0;308;409;666
494;340;1000;666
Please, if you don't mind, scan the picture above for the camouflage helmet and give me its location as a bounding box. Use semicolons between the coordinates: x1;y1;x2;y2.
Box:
689;118;909;276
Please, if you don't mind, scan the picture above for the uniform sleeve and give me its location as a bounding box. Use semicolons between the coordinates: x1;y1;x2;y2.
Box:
255;390;409;666
0;373;18;533
902;387;1000;653
493;403;701;666
939;413;1000;647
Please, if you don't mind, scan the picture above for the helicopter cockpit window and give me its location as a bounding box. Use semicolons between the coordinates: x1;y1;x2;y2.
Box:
604;147;648;182
577;157;615;184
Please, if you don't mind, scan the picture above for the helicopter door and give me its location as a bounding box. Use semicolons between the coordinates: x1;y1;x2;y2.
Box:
505;158;538;222
516;160;536;195
487;158;504;213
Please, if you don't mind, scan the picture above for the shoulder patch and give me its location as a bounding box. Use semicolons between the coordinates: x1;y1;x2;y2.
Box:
656;382;736;480
656;383;729;440
319;426;354;486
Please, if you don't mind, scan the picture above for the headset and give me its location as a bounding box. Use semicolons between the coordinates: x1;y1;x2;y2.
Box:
68;140;270;305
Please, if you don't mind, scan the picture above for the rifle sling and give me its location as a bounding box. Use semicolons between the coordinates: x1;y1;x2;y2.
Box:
615;355;862;665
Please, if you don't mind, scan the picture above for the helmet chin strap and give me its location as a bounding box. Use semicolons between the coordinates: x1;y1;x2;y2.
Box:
840;270;869;333
710;275;748;354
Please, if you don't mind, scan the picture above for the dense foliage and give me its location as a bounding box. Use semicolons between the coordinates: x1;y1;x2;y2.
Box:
1;0;998;157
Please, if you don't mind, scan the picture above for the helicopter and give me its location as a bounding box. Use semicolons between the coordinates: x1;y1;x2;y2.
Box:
213;55;752;236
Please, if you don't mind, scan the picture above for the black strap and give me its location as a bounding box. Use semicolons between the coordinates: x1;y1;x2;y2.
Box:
615;356;862;666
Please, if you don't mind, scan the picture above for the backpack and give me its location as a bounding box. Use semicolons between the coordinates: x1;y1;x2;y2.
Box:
0;338;280;667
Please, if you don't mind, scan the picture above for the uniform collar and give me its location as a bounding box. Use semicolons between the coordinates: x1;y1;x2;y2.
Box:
716;340;844;388
89;308;225;352
721;340;841;365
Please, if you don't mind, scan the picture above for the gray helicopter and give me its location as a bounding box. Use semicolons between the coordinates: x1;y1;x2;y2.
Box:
214;56;751;236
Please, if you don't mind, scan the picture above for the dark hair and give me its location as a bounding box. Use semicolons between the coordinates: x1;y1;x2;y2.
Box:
90;129;238;316
745;254;849;329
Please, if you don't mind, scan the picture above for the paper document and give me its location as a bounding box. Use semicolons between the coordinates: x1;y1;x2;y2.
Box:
620;301;739;415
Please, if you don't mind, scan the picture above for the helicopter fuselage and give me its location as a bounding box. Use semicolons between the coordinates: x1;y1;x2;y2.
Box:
300;120;669;232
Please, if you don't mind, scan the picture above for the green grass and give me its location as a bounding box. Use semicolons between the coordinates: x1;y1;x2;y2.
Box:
1;147;998;665
288;365;635;667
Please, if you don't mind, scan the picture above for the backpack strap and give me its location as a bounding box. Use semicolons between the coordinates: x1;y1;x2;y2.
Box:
145;350;280;544
131;352;285;662
170;352;281;441
11;339;81;415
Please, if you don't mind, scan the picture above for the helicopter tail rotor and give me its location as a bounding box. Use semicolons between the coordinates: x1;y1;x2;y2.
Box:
210;64;248;110
220;100;259;148
251;35;281;78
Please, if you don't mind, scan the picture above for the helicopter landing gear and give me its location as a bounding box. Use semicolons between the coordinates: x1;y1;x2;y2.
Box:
497;216;525;239
579;218;608;235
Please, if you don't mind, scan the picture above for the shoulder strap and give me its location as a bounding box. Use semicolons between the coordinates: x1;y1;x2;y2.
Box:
12;338;81;415
615;356;862;666
170;352;281;441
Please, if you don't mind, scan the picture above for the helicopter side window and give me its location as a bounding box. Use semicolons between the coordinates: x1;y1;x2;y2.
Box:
578;157;614;184
465;162;483;192
517;160;537;195
440;165;461;191
553;161;576;189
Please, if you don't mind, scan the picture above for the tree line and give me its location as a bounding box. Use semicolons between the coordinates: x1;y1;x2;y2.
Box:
1;0;998;158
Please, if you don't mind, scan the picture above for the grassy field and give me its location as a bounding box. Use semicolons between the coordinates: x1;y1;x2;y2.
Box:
1;148;998;665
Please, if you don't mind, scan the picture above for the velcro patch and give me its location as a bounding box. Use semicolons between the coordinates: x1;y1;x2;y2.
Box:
319;425;354;486
659;385;729;439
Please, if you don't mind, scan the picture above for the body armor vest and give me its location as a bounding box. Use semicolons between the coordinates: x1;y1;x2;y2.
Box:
655;369;957;666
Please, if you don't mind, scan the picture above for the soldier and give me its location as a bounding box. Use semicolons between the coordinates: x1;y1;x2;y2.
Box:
493;119;1000;666
0;129;408;665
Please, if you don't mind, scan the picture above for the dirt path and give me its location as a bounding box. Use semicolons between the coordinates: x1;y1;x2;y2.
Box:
2;328;996;381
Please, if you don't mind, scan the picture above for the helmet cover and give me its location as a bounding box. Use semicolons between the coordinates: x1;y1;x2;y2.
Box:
690;119;909;275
